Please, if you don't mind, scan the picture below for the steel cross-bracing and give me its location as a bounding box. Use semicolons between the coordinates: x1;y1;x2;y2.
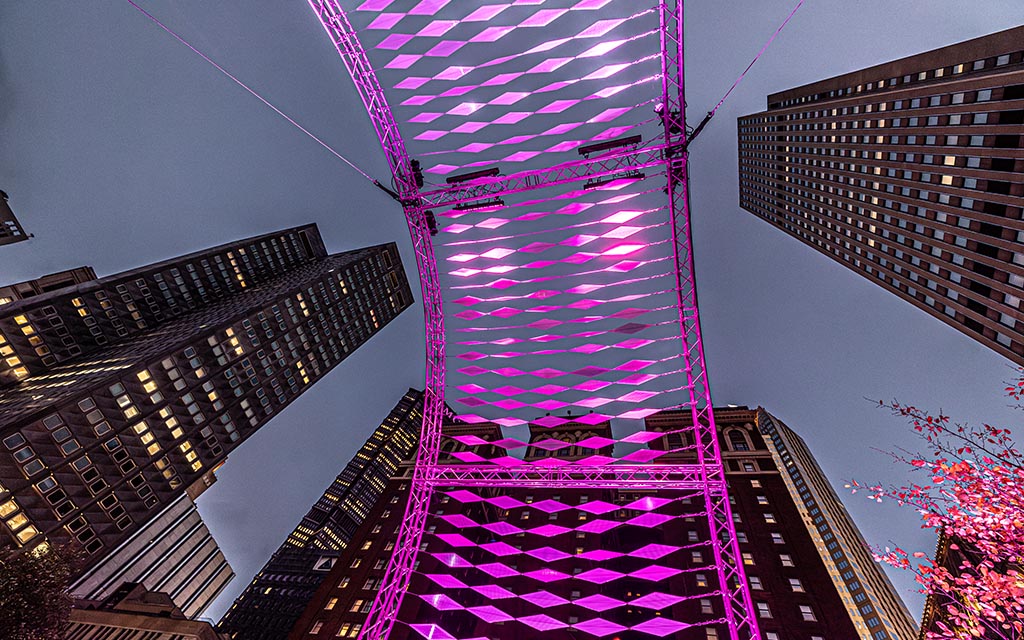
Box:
308;1;760;638
659;1;760;637
428;463;726;492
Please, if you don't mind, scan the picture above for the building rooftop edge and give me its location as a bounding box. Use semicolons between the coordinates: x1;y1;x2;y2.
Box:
766;24;1024;106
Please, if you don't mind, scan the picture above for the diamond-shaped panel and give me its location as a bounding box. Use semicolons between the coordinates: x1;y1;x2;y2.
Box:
631;618;691;637
521;590;569;607
576;568;623;584
573;594;625;612
575;618;628;637
630;592;686;609
520;614;568;631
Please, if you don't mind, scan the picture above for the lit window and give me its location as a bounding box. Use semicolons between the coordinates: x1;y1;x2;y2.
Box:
749;576;763;590
789;578;804;592
15;525;38;544
763;513;776;524
757;602;772;619
324;597;338;610
780;554;795;567
800;605;817;621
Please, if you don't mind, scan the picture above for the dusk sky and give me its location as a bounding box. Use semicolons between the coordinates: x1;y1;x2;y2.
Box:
2;0;1022;624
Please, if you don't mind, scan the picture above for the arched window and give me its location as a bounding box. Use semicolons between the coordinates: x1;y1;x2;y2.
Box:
559;432;581;458
728;429;751;451
667;432;689;449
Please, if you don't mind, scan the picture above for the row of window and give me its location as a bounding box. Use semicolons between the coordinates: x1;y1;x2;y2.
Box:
771;52;1020;108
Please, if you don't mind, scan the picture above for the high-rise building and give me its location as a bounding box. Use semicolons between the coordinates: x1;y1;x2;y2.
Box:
216;389;425;640
738;26;1024;364
289;419;503;640
917;532;1012;639
0;224;413;571
752;409;918;640
0;266;97;306
70;470;234;619
290;407;915;640
69;583;229;640
0;190;29;247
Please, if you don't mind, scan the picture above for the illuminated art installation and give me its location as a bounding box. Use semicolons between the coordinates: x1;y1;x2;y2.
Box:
307;1;759;638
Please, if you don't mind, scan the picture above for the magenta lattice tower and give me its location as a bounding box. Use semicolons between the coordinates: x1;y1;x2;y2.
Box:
307;1;759;638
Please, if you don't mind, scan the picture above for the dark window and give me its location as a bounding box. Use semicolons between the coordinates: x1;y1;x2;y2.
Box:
729;430;750;451
1003;84;1024;101
986;181;1011;195
999;110;1024;125
991;158;1016;172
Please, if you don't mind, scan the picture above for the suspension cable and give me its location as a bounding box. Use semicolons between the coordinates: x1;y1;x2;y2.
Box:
688;0;805;146
125;0;377;184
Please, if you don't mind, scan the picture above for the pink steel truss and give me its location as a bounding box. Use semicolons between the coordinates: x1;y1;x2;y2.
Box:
308;1;759;638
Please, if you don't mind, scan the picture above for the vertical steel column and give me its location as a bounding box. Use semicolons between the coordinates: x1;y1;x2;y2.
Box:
659;1;761;638
307;3;445;638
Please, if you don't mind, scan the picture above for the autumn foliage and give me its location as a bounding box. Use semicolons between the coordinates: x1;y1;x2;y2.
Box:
850;379;1024;639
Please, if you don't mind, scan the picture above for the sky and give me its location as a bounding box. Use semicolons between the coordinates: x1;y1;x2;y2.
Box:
1;0;1022;626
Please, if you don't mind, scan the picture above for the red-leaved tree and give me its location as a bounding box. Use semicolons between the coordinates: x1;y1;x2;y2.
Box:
849;379;1024;639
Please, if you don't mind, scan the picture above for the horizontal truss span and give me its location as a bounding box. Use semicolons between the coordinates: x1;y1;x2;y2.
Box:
417;144;677;208
426;464;726;491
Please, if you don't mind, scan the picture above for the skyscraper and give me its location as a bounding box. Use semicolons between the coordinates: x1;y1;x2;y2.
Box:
217;389;425;640
290;406;915;640
70;469;234;619
0;224;413;570
751;409;918;640
0;190;29;247
738;25;1024;364
0;266;97;306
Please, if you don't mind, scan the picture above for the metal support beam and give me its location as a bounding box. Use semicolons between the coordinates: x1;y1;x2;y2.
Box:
428;464;727;491
660;2;759;638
